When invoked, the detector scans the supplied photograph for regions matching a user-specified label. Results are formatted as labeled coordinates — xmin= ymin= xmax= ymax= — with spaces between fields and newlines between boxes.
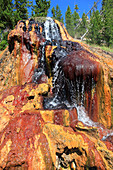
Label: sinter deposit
xmin=0 ymin=17 xmax=113 ymax=169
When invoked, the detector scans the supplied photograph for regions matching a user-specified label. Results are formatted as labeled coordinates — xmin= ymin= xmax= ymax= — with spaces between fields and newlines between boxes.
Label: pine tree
xmin=55 ymin=5 xmax=64 ymax=23
xmin=72 ymin=5 xmax=80 ymax=38
xmin=51 ymin=5 xmax=64 ymax=23
xmin=81 ymin=13 xmax=87 ymax=28
xmin=0 ymin=0 xmax=14 ymax=50
xmin=65 ymin=5 xmax=74 ymax=37
xmin=51 ymin=7 xmax=56 ymax=18
xmin=102 ymin=0 xmax=113 ymax=47
xmin=33 ymin=0 xmax=50 ymax=17
xmin=87 ymin=9 xmax=103 ymax=45
xmin=75 ymin=12 xmax=88 ymax=39
xmin=13 ymin=0 xmax=28 ymax=25
xmin=0 ymin=0 xmax=14 ymax=29
xmin=80 ymin=13 xmax=88 ymax=37
xmin=27 ymin=0 xmax=34 ymax=17
xmin=73 ymin=5 xmax=80 ymax=28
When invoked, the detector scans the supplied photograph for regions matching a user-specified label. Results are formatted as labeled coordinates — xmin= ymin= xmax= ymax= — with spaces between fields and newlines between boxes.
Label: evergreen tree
xmin=0 ymin=0 xmax=14 ymax=50
xmin=102 ymin=0 xmax=113 ymax=47
xmin=87 ymin=9 xmax=103 ymax=45
xmin=27 ymin=0 xmax=34 ymax=17
xmin=80 ymin=13 xmax=88 ymax=37
xmin=72 ymin=5 xmax=80 ymax=28
xmin=81 ymin=13 xmax=87 ymax=28
xmin=72 ymin=5 xmax=80 ymax=38
xmin=13 ymin=0 xmax=28 ymax=25
xmin=51 ymin=7 xmax=56 ymax=18
xmin=75 ymin=13 xmax=88 ymax=39
xmin=0 ymin=0 xmax=14 ymax=29
xmin=51 ymin=5 xmax=64 ymax=23
xmin=65 ymin=5 xmax=74 ymax=37
xmin=55 ymin=5 xmax=64 ymax=23
xmin=33 ymin=0 xmax=50 ymax=17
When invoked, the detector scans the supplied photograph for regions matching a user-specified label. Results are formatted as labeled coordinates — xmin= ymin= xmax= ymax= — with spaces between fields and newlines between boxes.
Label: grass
xmin=83 ymin=42 xmax=113 ymax=53
xmin=100 ymin=46 xmax=113 ymax=53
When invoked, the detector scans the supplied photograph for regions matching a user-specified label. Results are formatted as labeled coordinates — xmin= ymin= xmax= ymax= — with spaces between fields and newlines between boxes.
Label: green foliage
xmin=81 ymin=13 xmax=88 ymax=28
xmin=33 ymin=0 xmax=50 ymax=17
xmin=0 ymin=0 xmax=30 ymax=51
xmin=72 ymin=5 xmax=81 ymax=39
xmin=65 ymin=5 xmax=75 ymax=37
xmin=51 ymin=5 xmax=64 ymax=23
xmin=0 ymin=0 xmax=14 ymax=50
xmin=0 ymin=40 xmax=8 ymax=50
xmin=75 ymin=12 xmax=88 ymax=39
xmin=102 ymin=0 xmax=113 ymax=47
xmin=86 ymin=0 xmax=113 ymax=47
xmin=74 ymin=5 xmax=79 ymax=11
xmin=0 ymin=0 xmax=14 ymax=29
xmin=13 ymin=0 xmax=28 ymax=25
xmin=0 ymin=32 xmax=8 ymax=50
xmin=27 ymin=1 xmax=34 ymax=17
xmin=51 ymin=7 xmax=56 ymax=18
xmin=87 ymin=9 xmax=103 ymax=45
xmin=72 ymin=5 xmax=80 ymax=27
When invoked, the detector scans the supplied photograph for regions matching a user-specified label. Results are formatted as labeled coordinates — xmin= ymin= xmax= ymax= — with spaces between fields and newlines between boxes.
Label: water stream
xmin=23 ymin=18 xmax=101 ymax=128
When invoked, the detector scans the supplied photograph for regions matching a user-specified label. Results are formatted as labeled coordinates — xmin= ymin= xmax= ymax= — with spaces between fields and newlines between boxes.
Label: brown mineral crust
xmin=60 ymin=50 xmax=101 ymax=82
xmin=54 ymin=110 xmax=64 ymax=125
xmin=7 ymin=20 xmax=46 ymax=86
xmin=55 ymin=19 xmax=74 ymax=41
xmin=80 ymin=42 xmax=113 ymax=128
xmin=69 ymin=108 xmax=78 ymax=124
xmin=0 ymin=47 xmax=15 ymax=91
xmin=0 ymin=109 xmax=113 ymax=169
xmin=105 ymin=135 xmax=113 ymax=146
xmin=0 ymin=110 xmax=45 ymax=169
xmin=0 ymin=18 xmax=113 ymax=169
xmin=8 ymin=21 xmax=25 ymax=41
xmin=59 ymin=49 xmax=102 ymax=123
xmin=79 ymin=133 xmax=106 ymax=169
xmin=103 ymin=141 xmax=113 ymax=152
xmin=0 ymin=83 xmax=50 ymax=106
xmin=0 ymin=83 xmax=51 ymax=131
xmin=37 ymin=133 xmax=53 ymax=170
xmin=0 ymin=19 xmax=112 ymax=128
xmin=53 ymin=109 xmax=76 ymax=126
xmin=43 ymin=123 xmax=113 ymax=169
xmin=58 ymin=44 xmax=112 ymax=128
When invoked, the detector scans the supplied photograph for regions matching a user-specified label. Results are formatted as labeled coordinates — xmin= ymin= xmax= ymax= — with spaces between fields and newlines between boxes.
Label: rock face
xmin=0 ymin=17 xmax=113 ymax=169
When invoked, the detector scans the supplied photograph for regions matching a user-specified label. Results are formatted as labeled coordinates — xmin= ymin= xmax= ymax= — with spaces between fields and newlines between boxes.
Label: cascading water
xmin=32 ymin=17 xmax=63 ymax=83
xmin=44 ymin=18 xmax=61 ymax=43
xmin=24 ymin=17 xmax=101 ymax=127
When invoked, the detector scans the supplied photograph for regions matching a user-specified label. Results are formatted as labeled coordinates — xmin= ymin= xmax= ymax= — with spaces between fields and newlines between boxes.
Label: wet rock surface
xmin=0 ymin=17 xmax=113 ymax=169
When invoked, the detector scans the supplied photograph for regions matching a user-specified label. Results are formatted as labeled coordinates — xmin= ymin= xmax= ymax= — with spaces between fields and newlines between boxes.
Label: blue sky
xmin=29 ymin=0 xmax=102 ymax=21
xmin=47 ymin=0 xmax=102 ymax=19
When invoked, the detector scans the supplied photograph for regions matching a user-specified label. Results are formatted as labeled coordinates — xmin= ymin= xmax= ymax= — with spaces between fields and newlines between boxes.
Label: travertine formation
xmin=0 ymin=17 xmax=113 ymax=169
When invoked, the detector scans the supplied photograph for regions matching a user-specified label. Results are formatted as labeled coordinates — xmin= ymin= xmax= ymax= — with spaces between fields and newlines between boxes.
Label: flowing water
xmin=28 ymin=18 xmax=100 ymax=127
